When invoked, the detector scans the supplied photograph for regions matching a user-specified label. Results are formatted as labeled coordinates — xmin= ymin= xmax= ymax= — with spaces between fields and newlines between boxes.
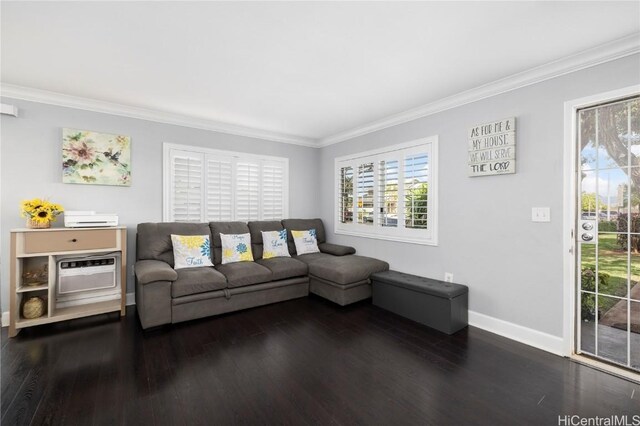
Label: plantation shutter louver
xmin=378 ymin=159 xmax=399 ymax=227
xmin=339 ymin=166 xmax=354 ymax=223
xmin=169 ymin=150 xmax=204 ymax=222
xmin=205 ymin=157 xmax=233 ymax=221
xmin=235 ymin=161 xmax=260 ymax=221
xmin=261 ymin=160 xmax=286 ymax=220
xmin=404 ymin=153 xmax=429 ymax=229
xmin=357 ymin=162 xmax=374 ymax=225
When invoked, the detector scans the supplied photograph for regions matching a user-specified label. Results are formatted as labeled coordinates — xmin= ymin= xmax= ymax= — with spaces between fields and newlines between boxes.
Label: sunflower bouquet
xmin=20 ymin=198 xmax=64 ymax=229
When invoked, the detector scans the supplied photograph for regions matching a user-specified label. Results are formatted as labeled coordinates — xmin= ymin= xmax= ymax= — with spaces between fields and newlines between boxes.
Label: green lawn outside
xmin=581 ymin=233 xmax=640 ymax=313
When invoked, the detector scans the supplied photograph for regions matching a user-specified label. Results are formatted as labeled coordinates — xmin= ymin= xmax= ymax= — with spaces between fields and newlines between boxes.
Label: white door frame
xmin=562 ymin=84 xmax=640 ymax=357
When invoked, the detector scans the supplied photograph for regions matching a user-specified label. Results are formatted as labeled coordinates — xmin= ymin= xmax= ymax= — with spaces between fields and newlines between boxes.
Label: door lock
xmin=581 ymin=233 xmax=594 ymax=242
xmin=579 ymin=220 xmax=596 ymax=243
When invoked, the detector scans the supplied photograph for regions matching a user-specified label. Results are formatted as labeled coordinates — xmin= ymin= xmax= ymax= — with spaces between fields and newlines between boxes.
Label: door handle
xmin=581 ymin=233 xmax=594 ymax=242
xmin=579 ymin=221 xmax=596 ymax=243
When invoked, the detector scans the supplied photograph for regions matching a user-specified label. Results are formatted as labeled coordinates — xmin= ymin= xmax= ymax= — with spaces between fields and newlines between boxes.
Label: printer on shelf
xmin=64 ymin=211 xmax=119 ymax=228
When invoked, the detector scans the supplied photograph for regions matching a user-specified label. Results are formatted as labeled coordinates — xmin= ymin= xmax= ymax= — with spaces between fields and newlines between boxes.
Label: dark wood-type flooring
xmin=2 ymin=295 xmax=639 ymax=425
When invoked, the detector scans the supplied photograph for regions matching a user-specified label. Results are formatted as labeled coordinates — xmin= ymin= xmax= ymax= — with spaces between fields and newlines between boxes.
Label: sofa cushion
xmin=137 ymin=222 xmax=212 ymax=266
xmin=209 ymin=222 xmax=251 ymax=265
xmin=294 ymin=252 xmax=333 ymax=265
xmin=172 ymin=267 xmax=227 ymax=298
xmin=301 ymin=254 xmax=389 ymax=286
xmin=248 ymin=220 xmax=284 ymax=260
xmin=256 ymin=257 xmax=308 ymax=281
xmin=248 ymin=221 xmax=284 ymax=244
xmin=281 ymin=218 xmax=326 ymax=255
xmin=215 ymin=262 xmax=273 ymax=288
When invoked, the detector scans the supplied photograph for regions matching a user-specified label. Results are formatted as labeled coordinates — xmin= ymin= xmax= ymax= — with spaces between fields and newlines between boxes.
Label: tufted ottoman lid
xmin=371 ymin=270 xmax=468 ymax=299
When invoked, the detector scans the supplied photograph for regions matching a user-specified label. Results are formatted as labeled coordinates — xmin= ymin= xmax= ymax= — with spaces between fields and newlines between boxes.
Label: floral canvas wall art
xmin=62 ymin=128 xmax=131 ymax=186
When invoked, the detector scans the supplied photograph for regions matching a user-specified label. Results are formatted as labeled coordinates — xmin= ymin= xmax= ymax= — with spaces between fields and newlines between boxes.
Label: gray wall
xmin=319 ymin=54 xmax=640 ymax=338
xmin=2 ymin=54 xmax=638 ymax=338
xmin=0 ymin=100 xmax=320 ymax=312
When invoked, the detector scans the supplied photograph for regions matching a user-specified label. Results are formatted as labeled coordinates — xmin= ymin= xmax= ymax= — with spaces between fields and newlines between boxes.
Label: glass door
xmin=577 ymin=96 xmax=639 ymax=372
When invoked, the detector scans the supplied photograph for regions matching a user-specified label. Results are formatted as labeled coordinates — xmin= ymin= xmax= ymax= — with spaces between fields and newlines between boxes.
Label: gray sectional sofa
xmin=135 ymin=218 xmax=389 ymax=329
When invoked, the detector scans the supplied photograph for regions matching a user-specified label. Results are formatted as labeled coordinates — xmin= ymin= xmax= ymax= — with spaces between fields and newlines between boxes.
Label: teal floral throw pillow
xmin=261 ymin=229 xmax=291 ymax=259
xmin=170 ymin=234 xmax=214 ymax=269
xmin=220 ymin=233 xmax=254 ymax=264
xmin=291 ymin=229 xmax=320 ymax=255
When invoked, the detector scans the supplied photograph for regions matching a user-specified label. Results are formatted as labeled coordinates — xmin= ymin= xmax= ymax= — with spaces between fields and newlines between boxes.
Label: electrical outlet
xmin=444 ymin=272 xmax=453 ymax=283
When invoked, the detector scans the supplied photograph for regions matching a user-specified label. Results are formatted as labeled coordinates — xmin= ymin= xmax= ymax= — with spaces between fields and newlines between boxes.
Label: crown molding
xmin=318 ymin=32 xmax=640 ymax=147
xmin=0 ymin=84 xmax=319 ymax=148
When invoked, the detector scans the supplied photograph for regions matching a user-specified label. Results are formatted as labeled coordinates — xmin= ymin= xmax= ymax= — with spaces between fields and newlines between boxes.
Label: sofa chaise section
xmin=282 ymin=219 xmax=389 ymax=305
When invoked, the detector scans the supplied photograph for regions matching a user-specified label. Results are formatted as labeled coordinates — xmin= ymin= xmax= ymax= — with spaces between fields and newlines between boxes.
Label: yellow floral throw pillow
xmin=170 ymin=234 xmax=214 ymax=269
xmin=261 ymin=229 xmax=291 ymax=259
xmin=220 ymin=233 xmax=254 ymax=264
xmin=291 ymin=229 xmax=320 ymax=255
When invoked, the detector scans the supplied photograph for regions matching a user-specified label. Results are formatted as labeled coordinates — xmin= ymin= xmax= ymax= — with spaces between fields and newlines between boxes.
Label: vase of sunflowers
xmin=21 ymin=198 xmax=64 ymax=229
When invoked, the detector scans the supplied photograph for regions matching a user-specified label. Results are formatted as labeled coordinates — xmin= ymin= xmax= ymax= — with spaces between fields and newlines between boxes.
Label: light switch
xmin=532 ymin=207 xmax=551 ymax=222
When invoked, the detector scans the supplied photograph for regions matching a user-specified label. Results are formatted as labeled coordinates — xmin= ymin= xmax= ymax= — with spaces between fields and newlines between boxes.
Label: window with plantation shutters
xmin=164 ymin=144 xmax=288 ymax=222
xmin=334 ymin=136 xmax=438 ymax=245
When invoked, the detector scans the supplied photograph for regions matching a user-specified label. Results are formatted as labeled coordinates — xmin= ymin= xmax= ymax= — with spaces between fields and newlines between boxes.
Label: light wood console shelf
xmin=9 ymin=226 xmax=127 ymax=337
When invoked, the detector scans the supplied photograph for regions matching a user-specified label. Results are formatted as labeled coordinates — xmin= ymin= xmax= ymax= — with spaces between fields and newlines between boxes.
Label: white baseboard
xmin=2 ymin=292 xmax=137 ymax=328
xmin=469 ymin=310 xmax=565 ymax=356
xmin=126 ymin=292 xmax=136 ymax=306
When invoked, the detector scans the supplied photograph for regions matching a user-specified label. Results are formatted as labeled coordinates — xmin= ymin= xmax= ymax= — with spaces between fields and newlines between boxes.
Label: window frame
xmin=334 ymin=136 xmax=438 ymax=246
xmin=163 ymin=143 xmax=289 ymax=222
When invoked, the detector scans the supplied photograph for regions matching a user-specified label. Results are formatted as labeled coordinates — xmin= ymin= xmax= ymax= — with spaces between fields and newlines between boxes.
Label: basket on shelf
xmin=26 ymin=218 xmax=51 ymax=229
xmin=22 ymin=264 xmax=48 ymax=286
xmin=20 ymin=198 xmax=64 ymax=229
xmin=22 ymin=296 xmax=46 ymax=319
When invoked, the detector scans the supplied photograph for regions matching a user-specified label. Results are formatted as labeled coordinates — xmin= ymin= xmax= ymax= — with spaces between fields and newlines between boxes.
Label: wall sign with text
xmin=468 ymin=117 xmax=516 ymax=177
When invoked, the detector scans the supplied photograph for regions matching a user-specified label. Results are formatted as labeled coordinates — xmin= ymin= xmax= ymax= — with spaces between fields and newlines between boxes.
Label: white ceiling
xmin=2 ymin=2 xmax=639 ymax=145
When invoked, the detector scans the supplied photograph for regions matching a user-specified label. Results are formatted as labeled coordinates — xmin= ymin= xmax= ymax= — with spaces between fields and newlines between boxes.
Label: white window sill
xmin=334 ymin=229 xmax=438 ymax=246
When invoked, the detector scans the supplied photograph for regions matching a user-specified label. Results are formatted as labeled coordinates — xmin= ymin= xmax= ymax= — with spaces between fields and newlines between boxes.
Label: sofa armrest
xmin=135 ymin=259 xmax=178 ymax=284
xmin=318 ymin=242 xmax=356 ymax=256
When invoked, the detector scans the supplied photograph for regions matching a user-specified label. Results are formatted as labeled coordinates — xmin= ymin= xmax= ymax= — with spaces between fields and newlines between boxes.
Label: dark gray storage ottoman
xmin=371 ymin=270 xmax=468 ymax=335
